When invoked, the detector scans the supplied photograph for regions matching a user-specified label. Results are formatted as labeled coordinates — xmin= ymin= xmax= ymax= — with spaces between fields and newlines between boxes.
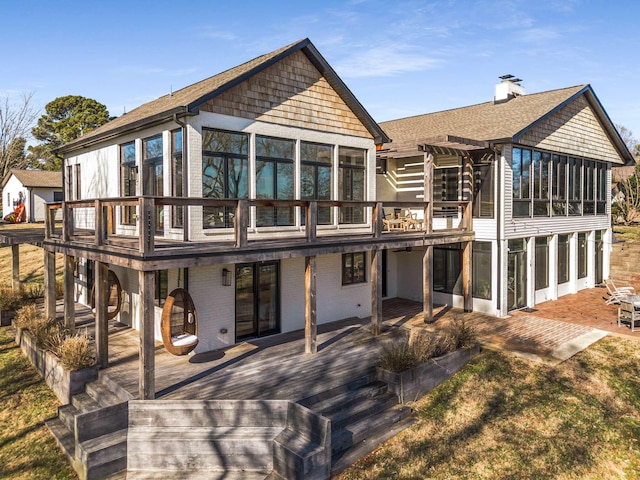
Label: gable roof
xmin=1 ymin=169 xmax=62 ymax=189
xmin=59 ymin=38 xmax=389 ymax=154
xmin=380 ymin=85 xmax=634 ymax=164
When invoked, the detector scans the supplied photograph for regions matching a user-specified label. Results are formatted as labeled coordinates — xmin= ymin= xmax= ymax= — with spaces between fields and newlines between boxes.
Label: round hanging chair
xmin=161 ymin=288 xmax=199 ymax=356
xmin=90 ymin=270 xmax=123 ymax=320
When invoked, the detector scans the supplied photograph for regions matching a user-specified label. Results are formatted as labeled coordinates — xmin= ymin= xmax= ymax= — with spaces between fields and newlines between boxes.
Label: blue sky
xmin=2 ymin=0 xmax=640 ymax=143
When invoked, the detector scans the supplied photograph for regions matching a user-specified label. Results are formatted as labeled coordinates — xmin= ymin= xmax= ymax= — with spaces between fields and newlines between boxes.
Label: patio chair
xmin=403 ymin=209 xmax=424 ymax=230
xmin=382 ymin=209 xmax=405 ymax=232
xmin=604 ymin=279 xmax=634 ymax=305
xmin=617 ymin=294 xmax=640 ymax=332
xmin=161 ymin=288 xmax=199 ymax=356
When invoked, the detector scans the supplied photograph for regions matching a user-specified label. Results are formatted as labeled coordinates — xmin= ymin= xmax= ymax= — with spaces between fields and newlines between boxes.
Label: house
xmin=45 ymin=38 xmax=474 ymax=401
xmin=377 ymin=78 xmax=634 ymax=317
xmin=1 ymin=169 xmax=62 ymax=222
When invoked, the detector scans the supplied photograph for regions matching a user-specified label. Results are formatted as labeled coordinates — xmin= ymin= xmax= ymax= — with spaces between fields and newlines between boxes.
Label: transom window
xmin=513 ymin=147 xmax=607 ymax=218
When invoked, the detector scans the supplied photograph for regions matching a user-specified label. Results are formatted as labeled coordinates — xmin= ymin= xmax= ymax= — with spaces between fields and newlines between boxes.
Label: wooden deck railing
xmin=45 ymin=196 xmax=472 ymax=254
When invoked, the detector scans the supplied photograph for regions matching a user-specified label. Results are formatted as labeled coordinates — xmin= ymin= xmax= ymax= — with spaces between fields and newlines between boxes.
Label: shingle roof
xmin=59 ymin=38 xmax=389 ymax=153
xmin=2 ymin=169 xmax=62 ymax=189
xmin=380 ymin=85 xmax=587 ymax=145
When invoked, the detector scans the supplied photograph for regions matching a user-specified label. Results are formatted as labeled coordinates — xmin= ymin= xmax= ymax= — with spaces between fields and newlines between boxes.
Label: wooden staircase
xmin=298 ymin=366 xmax=414 ymax=476
xmin=46 ymin=373 xmax=132 ymax=480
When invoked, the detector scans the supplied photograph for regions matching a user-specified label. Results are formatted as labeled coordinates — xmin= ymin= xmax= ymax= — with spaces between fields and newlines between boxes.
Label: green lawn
xmin=338 ymin=336 xmax=640 ymax=480
xmin=0 ymin=327 xmax=77 ymax=479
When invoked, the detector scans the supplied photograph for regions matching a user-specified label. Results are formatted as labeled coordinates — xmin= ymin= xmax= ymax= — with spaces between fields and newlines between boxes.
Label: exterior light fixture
xmin=222 ymin=268 xmax=232 ymax=286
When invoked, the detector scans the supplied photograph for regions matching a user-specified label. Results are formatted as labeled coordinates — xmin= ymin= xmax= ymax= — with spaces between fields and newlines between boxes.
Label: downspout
xmin=173 ymin=113 xmax=189 ymax=243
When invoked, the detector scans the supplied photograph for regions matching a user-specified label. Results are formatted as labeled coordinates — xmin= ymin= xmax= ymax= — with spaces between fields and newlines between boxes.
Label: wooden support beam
xmin=371 ymin=249 xmax=382 ymax=335
xmin=373 ymin=202 xmax=382 ymax=238
xmin=305 ymin=202 xmax=317 ymax=243
xmin=95 ymin=261 xmax=109 ymax=368
xmin=62 ymin=202 xmax=72 ymax=242
xmin=43 ymin=250 xmax=56 ymax=321
xmin=139 ymin=197 xmax=155 ymax=254
xmin=95 ymin=199 xmax=104 ymax=246
xmin=11 ymin=244 xmax=20 ymax=291
xmin=462 ymin=241 xmax=473 ymax=312
xmin=304 ymin=256 xmax=317 ymax=354
xmin=462 ymin=156 xmax=474 ymax=231
xmin=64 ymin=255 xmax=76 ymax=334
xmin=139 ymin=270 xmax=156 ymax=400
xmin=423 ymin=246 xmax=433 ymax=323
xmin=235 ymin=199 xmax=248 ymax=248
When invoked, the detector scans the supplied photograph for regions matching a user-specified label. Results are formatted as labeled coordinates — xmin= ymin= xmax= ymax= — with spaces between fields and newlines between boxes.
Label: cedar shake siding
xmin=200 ymin=51 xmax=372 ymax=139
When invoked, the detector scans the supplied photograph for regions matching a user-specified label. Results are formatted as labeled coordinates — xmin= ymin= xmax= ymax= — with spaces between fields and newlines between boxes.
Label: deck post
xmin=371 ymin=248 xmax=382 ymax=335
xmin=373 ymin=202 xmax=383 ymax=238
xmin=235 ymin=199 xmax=248 ymax=248
xmin=462 ymin=155 xmax=474 ymax=231
xmin=304 ymin=256 xmax=317 ymax=354
xmin=95 ymin=261 xmax=109 ymax=368
xmin=43 ymin=249 xmax=56 ymax=321
xmin=423 ymin=152 xmax=434 ymax=234
xmin=62 ymin=202 xmax=72 ymax=242
xmin=11 ymin=244 xmax=20 ymax=291
xmin=462 ymin=241 xmax=473 ymax=312
xmin=139 ymin=270 xmax=156 ymax=400
xmin=95 ymin=199 xmax=104 ymax=246
xmin=305 ymin=202 xmax=317 ymax=243
xmin=139 ymin=197 xmax=155 ymax=254
xmin=423 ymin=246 xmax=433 ymax=323
xmin=64 ymin=255 xmax=76 ymax=334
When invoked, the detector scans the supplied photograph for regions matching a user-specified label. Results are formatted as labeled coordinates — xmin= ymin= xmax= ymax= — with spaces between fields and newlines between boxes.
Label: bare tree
xmin=613 ymin=164 xmax=640 ymax=225
xmin=616 ymin=123 xmax=639 ymax=157
xmin=0 ymin=93 xmax=39 ymax=181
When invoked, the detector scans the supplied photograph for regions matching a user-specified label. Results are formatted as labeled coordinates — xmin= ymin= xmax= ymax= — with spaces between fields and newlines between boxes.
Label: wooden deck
xmin=67 ymin=299 xmax=424 ymax=402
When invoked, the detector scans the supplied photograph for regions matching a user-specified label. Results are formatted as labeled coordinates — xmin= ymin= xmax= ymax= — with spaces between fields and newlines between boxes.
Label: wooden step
xmin=77 ymin=429 xmax=127 ymax=480
xmin=331 ymin=403 xmax=413 ymax=456
xmin=326 ymin=391 xmax=399 ymax=430
xmin=72 ymin=392 xmax=101 ymax=413
xmin=58 ymin=403 xmax=80 ymax=431
xmin=46 ymin=416 xmax=76 ymax=461
xmin=297 ymin=371 xmax=378 ymax=408
xmin=86 ymin=380 xmax=125 ymax=407
xmin=304 ymin=381 xmax=388 ymax=414
xmin=124 ymin=470 xmax=272 ymax=479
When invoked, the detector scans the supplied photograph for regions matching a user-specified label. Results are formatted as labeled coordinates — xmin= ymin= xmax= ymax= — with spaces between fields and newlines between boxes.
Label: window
xmin=202 ymin=128 xmax=248 ymax=228
xmin=434 ymin=167 xmax=459 ymax=217
xmin=74 ymin=164 xmax=81 ymax=200
xmin=434 ymin=243 xmax=462 ymax=294
xmin=472 ymin=241 xmax=492 ymax=299
xmin=66 ymin=165 xmax=73 ymax=199
xmin=577 ymin=232 xmax=587 ymax=279
xmin=557 ymin=234 xmax=570 ymax=284
xmin=338 ymin=147 xmax=366 ymax=224
xmin=568 ymin=157 xmax=582 ymax=215
xmin=53 ymin=191 xmax=63 ymax=202
xmin=473 ymin=163 xmax=494 ymax=218
xmin=596 ymin=162 xmax=606 ymax=214
xmin=533 ymin=151 xmax=550 ymax=216
xmin=255 ymin=135 xmax=295 ymax=226
xmin=535 ymin=237 xmax=549 ymax=290
xmin=143 ymin=135 xmax=164 ymax=232
xmin=171 ymin=129 xmax=183 ymax=228
xmin=552 ymin=154 xmax=567 ymax=215
xmin=512 ymin=147 xmax=531 ymax=217
xmin=120 ymin=141 xmax=137 ymax=225
xmin=342 ymin=252 xmax=366 ymax=285
xmin=155 ymin=270 xmax=168 ymax=307
xmin=301 ymin=141 xmax=332 ymax=225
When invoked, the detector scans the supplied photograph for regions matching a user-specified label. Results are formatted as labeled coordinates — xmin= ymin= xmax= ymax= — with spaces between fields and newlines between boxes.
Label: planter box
xmin=377 ymin=344 xmax=481 ymax=404
xmin=15 ymin=327 xmax=98 ymax=404
xmin=1 ymin=310 xmax=15 ymax=327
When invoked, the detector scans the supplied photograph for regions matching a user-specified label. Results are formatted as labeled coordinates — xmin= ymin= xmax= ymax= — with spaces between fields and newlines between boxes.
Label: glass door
xmin=508 ymin=239 xmax=527 ymax=311
xmin=595 ymin=231 xmax=604 ymax=285
xmin=235 ymin=262 xmax=280 ymax=341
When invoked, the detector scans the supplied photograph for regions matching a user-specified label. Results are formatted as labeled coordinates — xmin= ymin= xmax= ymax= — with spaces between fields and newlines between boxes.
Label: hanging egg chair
xmin=161 ymin=288 xmax=199 ymax=356
xmin=90 ymin=270 xmax=123 ymax=320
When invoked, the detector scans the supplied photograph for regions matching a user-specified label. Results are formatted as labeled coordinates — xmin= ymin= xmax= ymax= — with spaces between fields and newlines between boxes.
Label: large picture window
xmin=472 ymin=241 xmax=492 ymax=299
xmin=301 ymin=142 xmax=332 ymax=225
xmin=255 ymin=135 xmax=295 ymax=227
xmin=120 ymin=141 xmax=137 ymax=225
xmin=202 ymin=128 xmax=248 ymax=228
xmin=171 ymin=129 xmax=183 ymax=228
xmin=342 ymin=252 xmax=366 ymax=285
xmin=143 ymin=135 xmax=164 ymax=232
xmin=339 ymin=147 xmax=366 ymax=224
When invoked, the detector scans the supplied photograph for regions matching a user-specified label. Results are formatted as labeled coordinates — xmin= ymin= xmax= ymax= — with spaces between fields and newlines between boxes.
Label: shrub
xmin=15 ymin=304 xmax=65 ymax=351
xmin=379 ymin=341 xmax=421 ymax=372
xmin=58 ymin=333 xmax=95 ymax=370
xmin=14 ymin=304 xmax=40 ymax=330
xmin=445 ymin=316 xmax=478 ymax=349
xmin=0 ymin=285 xmax=23 ymax=311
